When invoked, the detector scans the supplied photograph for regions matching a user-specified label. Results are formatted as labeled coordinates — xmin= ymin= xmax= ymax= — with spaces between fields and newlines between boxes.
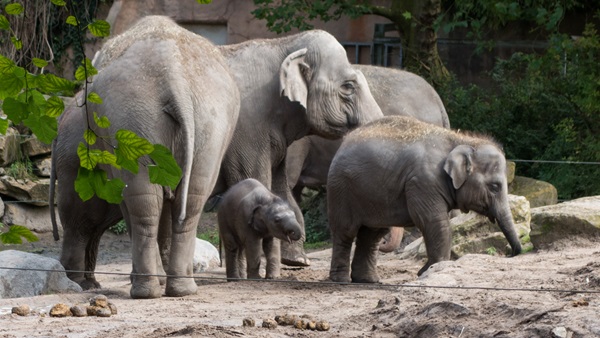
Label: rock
xmin=398 ymin=236 xmax=427 ymax=260
xmin=90 ymin=294 xmax=109 ymax=308
xmin=193 ymin=238 xmax=220 ymax=272
xmin=21 ymin=135 xmax=52 ymax=158
xmin=108 ymin=302 xmax=118 ymax=315
xmin=0 ymin=250 xmax=82 ymax=298
xmin=509 ymin=176 xmax=558 ymax=208
xmin=0 ymin=127 xmax=21 ymax=167
xmin=551 ymin=326 xmax=568 ymax=338
xmin=530 ymin=196 xmax=600 ymax=249
xmin=2 ymin=203 xmax=60 ymax=233
xmin=242 ymin=318 xmax=255 ymax=327
xmin=70 ymin=305 xmax=88 ymax=317
xmin=0 ymin=176 xmax=51 ymax=206
xmin=315 ymin=320 xmax=330 ymax=331
xmin=262 ymin=318 xmax=278 ymax=329
xmin=96 ymin=307 xmax=112 ymax=317
xmin=33 ymin=157 xmax=52 ymax=177
xmin=87 ymin=305 xmax=103 ymax=316
xmin=50 ymin=303 xmax=72 ymax=317
xmin=506 ymin=161 xmax=516 ymax=185
xmin=451 ymin=195 xmax=531 ymax=256
xmin=11 ymin=304 xmax=30 ymax=316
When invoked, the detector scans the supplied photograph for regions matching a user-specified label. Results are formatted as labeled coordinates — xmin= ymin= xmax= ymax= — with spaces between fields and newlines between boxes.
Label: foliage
xmin=197 ymin=227 xmax=220 ymax=248
xmin=0 ymin=1 xmax=182 ymax=206
xmin=6 ymin=158 xmax=35 ymax=180
xmin=0 ymin=223 xmax=38 ymax=244
xmin=299 ymin=188 xmax=330 ymax=243
xmin=109 ymin=219 xmax=127 ymax=235
xmin=438 ymin=22 xmax=600 ymax=200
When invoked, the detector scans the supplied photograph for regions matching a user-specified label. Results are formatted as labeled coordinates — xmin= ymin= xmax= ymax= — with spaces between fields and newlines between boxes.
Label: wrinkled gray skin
xmin=50 ymin=16 xmax=240 ymax=299
xmin=218 ymin=179 xmax=302 ymax=281
xmin=286 ymin=65 xmax=449 ymax=252
xmin=207 ymin=31 xmax=383 ymax=267
xmin=50 ymin=26 xmax=382 ymax=291
xmin=327 ymin=116 xmax=522 ymax=283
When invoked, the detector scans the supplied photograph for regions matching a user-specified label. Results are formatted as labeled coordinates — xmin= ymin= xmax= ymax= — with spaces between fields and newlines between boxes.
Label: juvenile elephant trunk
xmin=494 ymin=204 xmax=522 ymax=256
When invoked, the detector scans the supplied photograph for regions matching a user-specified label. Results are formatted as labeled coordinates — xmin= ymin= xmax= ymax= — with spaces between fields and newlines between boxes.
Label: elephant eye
xmin=341 ymin=81 xmax=355 ymax=95
xmin=489 ymin=183 xmax=501 ymax=193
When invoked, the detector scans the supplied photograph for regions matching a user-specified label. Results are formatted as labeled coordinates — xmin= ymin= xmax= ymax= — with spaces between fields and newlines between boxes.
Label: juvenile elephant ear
xmin=444 ymin=145 xmax=475 ymax=189
xmin=280 ymin=48 xmax=309 ymax=109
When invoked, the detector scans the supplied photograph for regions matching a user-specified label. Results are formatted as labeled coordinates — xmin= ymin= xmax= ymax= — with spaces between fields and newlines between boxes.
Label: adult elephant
xmin=286 ymin=65 xmax=449 ymax=252
xmin=50 ymin=16 xmax=240 ymax=299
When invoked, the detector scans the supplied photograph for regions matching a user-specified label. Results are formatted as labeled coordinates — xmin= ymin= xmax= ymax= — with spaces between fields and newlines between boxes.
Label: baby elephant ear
xmin=444 ymin=145 xmax=475 ymax=189
xmin=280 ymin=48 xmax=309 ymax=109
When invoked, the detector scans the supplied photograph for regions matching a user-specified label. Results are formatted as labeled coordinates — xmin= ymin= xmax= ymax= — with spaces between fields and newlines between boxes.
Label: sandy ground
xmin=0 ymin=228 xmax=599 ymax=338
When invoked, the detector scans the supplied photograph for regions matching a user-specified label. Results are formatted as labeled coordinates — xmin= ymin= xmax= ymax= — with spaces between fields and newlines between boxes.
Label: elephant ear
xmin=280 ymin=48 xmax=310 ymax=109
xmin=249 ymin=205 xmax=268 ymax=236
xmin=444 ymin=145 xmax=475 ymax=189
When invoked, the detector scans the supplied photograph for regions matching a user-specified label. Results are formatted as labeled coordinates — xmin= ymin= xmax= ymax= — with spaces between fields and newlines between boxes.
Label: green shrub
xmin=197 ymin=228 xmax=220 ymax=248
xmin=109 ymin=220 xmax=128 ymax=235
xmin=299 ymin=188 xmax=330 ymax=244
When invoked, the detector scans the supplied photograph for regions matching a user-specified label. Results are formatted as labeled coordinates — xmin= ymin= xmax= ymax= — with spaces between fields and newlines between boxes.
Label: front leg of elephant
xmin=245 ymin=236 xmax=263 ymax=279
xmin=351 ymin=226 xmax=388 ymax=283
xmin=271 ymin=162 xmax=310 ymax=267
xmin=262 ymin=236 xmax=281 ymax=279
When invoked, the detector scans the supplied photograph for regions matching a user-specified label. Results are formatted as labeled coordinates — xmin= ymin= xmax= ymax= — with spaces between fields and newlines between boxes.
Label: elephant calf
xmin=327 ymin=116 xmax=522 ymax=283
xmin=218 ymin=179 xmax=302 ymax=281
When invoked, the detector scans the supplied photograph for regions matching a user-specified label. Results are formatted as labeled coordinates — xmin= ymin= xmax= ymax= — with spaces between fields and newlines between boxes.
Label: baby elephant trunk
xmin=282 ymin=219 xmax=302 ymax=243
xmin=494 ymin=204 xmax=522 ymax=256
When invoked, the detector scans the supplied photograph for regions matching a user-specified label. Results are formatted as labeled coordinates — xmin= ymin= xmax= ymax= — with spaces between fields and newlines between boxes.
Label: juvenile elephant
xmin=286 ymin=65 xmax=450 ymax=252
xmin=327 ymin=116 xmax=522 ymax=283
xmin=50 ymin=16 xmax=240 ymax=298
xmin=218 ymin=179 xmax=302 ymax=281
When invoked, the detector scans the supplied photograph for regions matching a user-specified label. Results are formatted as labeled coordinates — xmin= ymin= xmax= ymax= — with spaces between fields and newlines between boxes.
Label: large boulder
xmin=33 ymin=157 xmax=52 ymax=177
xmin=20 ymin=135 xmax=52 ymax=158
xmin=509 ymin=176 xmax=558 ymax=208
xmin=0 ymin=176 xmax=50 ymax=206
xmin=193 ymin=238 xmax=221 ymax=273
xmin=530 ymin=196 xmax=600 ymax=249
xmin=0 ymin=250 xmax=82 ymax=298
xmin=2 ymin=204 xmax=59 ymax=233
xmin=451 ymin=195 xmax=531 ymax=256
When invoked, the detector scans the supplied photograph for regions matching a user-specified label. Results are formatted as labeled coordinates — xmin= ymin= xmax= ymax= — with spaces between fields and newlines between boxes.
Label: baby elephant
xmin=218 ymin=179 xmax=303 ymax=281
xmin=328 ymin=116 xmax=522 ymax=283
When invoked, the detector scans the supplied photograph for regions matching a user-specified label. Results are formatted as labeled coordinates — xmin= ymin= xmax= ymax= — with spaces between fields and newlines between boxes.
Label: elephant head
xmin=444 ymin=144 xmax=522 ymax=256
xmin=279 ymin=32 xmax=383 ymax=139
xmin=251 ymin=198 xmax=303 ymax=244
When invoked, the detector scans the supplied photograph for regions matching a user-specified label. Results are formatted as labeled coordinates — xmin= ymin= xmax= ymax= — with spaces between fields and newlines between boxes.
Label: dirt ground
xmin=1 ymin=223 xmax=599 ymax=338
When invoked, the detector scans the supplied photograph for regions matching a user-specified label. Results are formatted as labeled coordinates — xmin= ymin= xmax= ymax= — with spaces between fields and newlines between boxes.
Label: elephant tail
xmin=50 ymin=138 xmax=60 ymax=241
xmin=173 ymin=100 xmax=195 ymax=227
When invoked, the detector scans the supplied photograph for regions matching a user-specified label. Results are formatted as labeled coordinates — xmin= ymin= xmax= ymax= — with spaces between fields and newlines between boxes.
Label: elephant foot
xmin=130 ymin=279 xmax=163 ymax=299
xmin=281 ymin=241 xmax=310 ymax=267
xmin=351 ymin=274 xmax=380 ymax=284
xmin=80 ymin=278 xmax=101 ymax=290
xmin=165 ymin=277 xmax=198 ymax=297
xmin=329 ymin=272 xmax=351 ymax=283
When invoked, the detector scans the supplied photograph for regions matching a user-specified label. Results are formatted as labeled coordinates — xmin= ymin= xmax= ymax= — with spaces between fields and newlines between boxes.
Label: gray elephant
xmin=50 ymin=16 xmax=240 ymax=299
xmin=218 ymin=179 xmax=302 ymax=281
xmin=286 ymin=65 xmax=450 ymax=252
xmin=327 ymin=116 xmax=522 ymax=283
xmin=51 ymin=25 xmax=382 ymax=290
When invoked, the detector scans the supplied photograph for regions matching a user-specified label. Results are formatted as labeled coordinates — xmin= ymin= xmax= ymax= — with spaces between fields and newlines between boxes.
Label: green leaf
xmin=5 ymin=3 xmax=24 ymax=15
xmin=0 ymin=117 xmax=8 ymax=135
xmin=87 ymin=91 xmax=103 ymax=104
xmin=402 ymin=11 xmax=412 ymax=20
xmin=74 ymin=167 xmax=95 ymax=201
xmin=97 ymin=176 xmax=125 ymax=204
xmin=46 ymin=95 xmax=65 ymax=117
xmin=74 ymin=58 xmax=98 ymax=81
xmin=0 ymin=225 xmax=39 ymax=244
xmin=2 ymin=97 xmax=26 ymax=123
xmin=115 ymin=129 xmax=154 ymax=161
xmin=0 ymin=14 xmax=10 ymax=30
xmin=10 ymin=36 xmax=22 ymax=50
xmin=75 ymin=167 xmax=124 ymax=204
xmin=77 ymin=142 xmax=97 ymax=169
xmin=93 ymin=111 xmax=110 ymax=128
xmin=87 ymin=19 xmax=110 ymax=37
xmin=51 ymin=0 xmax=66 ymax=6
xmin=23 ymin=113 xmax=57 ymax=144
xmin=38 ymin=73 xmax=76 ymax=95
xmin=116 ymin=147 xmax=139 ymax=174
xmin=32 ymin=58 xmax=48 ymax=68
xmin=66 ymin=15 xmax=78 ymax=26
xmin=0 ymin=69 xmax=24 ymax=99
xmin=84 ymin=129 xmax=97 ymax=145
xmin=196 ymin=0 xmax=212 ymax=4
xmin=0 ymin=54 xmax=15 ymax=73
xmin=148 ymin=144 xmax=182 ymax=189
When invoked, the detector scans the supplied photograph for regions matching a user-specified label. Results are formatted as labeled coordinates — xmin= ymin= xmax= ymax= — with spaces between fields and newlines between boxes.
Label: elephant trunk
xmin=494 ymin=203 xmax=522 ymax=256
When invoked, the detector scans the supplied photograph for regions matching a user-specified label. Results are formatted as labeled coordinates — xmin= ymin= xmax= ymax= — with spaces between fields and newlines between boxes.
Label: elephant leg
xmin=418 ymin=221 xmax=452 ymax=276
xmin=164 ymin=193 xmax=204 ymax=297
xmin=263 ymin=237 xmax=281 ymax=279
xmin=351 ymin=226 xmax=387 ymax=283
xmin=156 ymin=201 xmax=172 ymax=286
xmin=378 ymin=227 xmax=404 ymax=253
xmin=59 ymin=226 xmax=91 ymax=288
xmin=329 ymin=229 xmax=356 ymax=283
xmin=224 ymin=242 xmax=242 ymax=281
xmin=280 ymin=190 xmax=310 ymax=267
xmin=245 ymin=239 xmax=263 ymax=279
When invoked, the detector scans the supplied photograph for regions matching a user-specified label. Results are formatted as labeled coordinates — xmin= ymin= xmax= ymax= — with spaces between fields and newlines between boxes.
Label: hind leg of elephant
xmin=351 ymin=226 xmax=388 ymax=283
